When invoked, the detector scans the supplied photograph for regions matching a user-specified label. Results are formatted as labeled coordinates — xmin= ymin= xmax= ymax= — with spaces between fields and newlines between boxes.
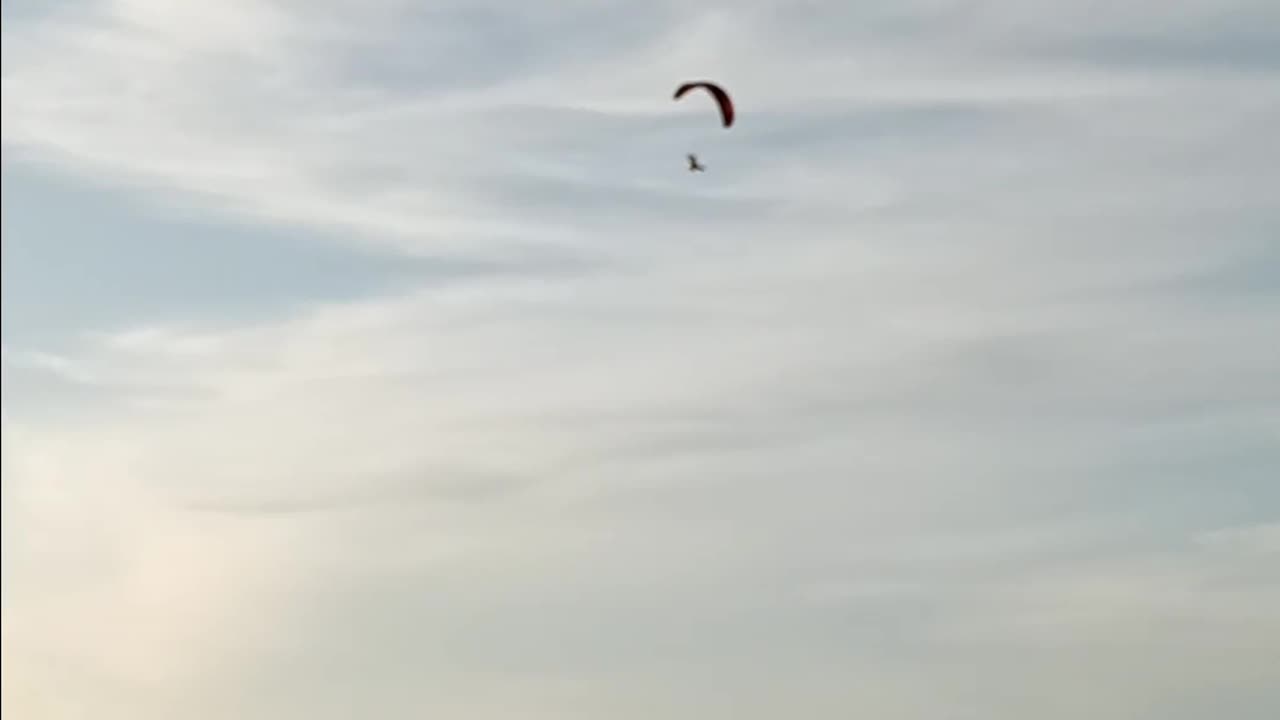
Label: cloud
xmin=3 ymin=0 xmax=1279 ymax=718
xmin=1197 ymin=523 xmax=1280 ymax=555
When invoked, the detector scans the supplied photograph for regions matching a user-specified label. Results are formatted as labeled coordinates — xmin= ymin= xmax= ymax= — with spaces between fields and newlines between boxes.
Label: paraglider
xmin=673 ymin=80 xmax=733 ymax=172
xmin=673 ymin=81 xmax=735 ymax=127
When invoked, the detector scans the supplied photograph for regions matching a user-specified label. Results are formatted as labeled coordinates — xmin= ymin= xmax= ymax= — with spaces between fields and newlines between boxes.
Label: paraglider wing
xmin=673 ymin=81 xmax=734 ymax=128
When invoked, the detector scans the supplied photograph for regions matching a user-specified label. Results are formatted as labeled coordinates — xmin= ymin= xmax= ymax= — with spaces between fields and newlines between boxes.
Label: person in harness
xmin=687 ymin=153 xmax=706 ymax=172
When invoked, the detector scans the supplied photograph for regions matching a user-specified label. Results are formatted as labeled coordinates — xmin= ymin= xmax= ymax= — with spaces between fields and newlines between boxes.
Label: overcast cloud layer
xmin=3 ymin=1 xmax=1279 ymax=718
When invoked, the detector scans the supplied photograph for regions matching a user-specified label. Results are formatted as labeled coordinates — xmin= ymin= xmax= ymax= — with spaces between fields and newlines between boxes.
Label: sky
xmin=2 ymin=0 xmax=1279 ymax=717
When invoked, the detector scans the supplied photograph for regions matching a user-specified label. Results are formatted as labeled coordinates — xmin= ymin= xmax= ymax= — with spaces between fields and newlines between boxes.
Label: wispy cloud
xmin=3 ymin=0 xmax=1279 ymax=718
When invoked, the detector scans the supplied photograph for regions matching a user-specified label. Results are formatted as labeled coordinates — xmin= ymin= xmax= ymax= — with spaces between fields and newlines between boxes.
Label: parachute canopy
xmin=673 ymin=81 xmax=734 ymax=128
